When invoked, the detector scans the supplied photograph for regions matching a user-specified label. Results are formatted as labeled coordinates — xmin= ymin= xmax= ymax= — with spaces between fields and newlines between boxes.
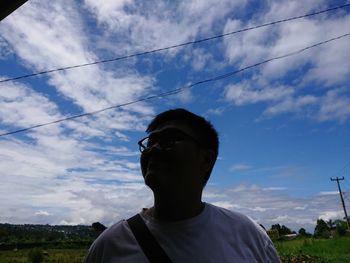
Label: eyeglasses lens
xmin=139 ymin=130 xmax=198 ymax=153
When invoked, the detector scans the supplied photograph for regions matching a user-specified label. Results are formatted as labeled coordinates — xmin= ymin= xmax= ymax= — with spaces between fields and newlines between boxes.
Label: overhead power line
xmin=343 ymin=178 xmax=350 ymax=189
xmin=1 ymin=32 xmax=349 ymax=137
xmin=1 ymin=3 xmax=349 ymax=84
xmin=334 ymin=160 xmax=350 ymax=178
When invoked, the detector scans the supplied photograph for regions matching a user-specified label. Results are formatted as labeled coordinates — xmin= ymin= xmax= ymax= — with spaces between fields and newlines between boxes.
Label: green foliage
xmin=314 ymin=219 xmax=330 ymax=238
xmin=274 ymin=236 xmax=350 ymax=262
xmin=92 ymin=222 xmax=107 ymax=237
xmin=0 ymin=223 xmax=95 ymax=245
xmin=270 ymin=224 xmax=292 ymax=236
xmin=335 ymin=220 xmax=347 ymax=236
xmin=327 ymin=219 xmax=336 ymax=229
xmin=298 ymin=228 xmax=306 ymax=235
xmin=280 ymin=225 xmax=292 ymax=235
xmin=271 ymin=224 xmax=281 ymax=233
xmin=28 ymin=248 xmax=43 ymax=263
xmin=0 ymin=248 xmax=87 ymax=263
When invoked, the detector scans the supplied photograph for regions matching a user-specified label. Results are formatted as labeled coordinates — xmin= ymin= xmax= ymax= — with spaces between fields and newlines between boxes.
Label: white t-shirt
xmin=85 ymin=203 xmax=280 ymax=263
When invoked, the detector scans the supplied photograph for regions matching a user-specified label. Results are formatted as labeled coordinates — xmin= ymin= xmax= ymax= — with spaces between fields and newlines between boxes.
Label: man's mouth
xmin=141 ymin=150 xmax=171 ymax=176
xmin=147 ymin=159 xmax=165 ymax=169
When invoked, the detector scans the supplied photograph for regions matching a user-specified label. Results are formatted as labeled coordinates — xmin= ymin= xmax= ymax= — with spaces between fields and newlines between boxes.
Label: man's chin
xmin=144 ymin=170 xmax=170 ymax=189
xmin=144 ymin=169 xmax=160 ymax=184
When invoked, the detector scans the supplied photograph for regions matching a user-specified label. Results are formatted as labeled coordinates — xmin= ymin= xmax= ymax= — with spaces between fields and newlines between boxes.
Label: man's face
xmin=140 ymin=120 xmax=205 ymax=193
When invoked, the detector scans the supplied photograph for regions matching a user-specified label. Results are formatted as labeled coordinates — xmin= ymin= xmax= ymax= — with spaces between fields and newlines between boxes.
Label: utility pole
xmin=330 ymin=177 xmax=350 ymax=231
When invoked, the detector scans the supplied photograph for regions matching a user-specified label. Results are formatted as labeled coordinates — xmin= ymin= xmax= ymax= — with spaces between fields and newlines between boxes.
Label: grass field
xmin=0 ymin=248 xmax=87 ymax=263
xmin=0 ymin=237 xmax=349 ymax=262
xmin=274 ymin=237 xmax=350 ymax=262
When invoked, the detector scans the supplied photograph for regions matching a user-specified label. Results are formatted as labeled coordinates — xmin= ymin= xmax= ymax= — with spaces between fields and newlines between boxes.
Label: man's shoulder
xmin=207 ymin=203 xmax=266 ymax=233
xmin=95 ymin=219 xmax=130 ymax=243
xmin=207 ymin=203 xmax=253 ymax=222
xmin=85 ymin=217 xmax=148 ymax=262
xmin=207 ymin=203 xmax=279 ymax=259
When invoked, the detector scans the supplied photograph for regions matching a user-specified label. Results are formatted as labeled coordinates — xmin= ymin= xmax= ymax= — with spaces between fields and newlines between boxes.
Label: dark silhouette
xmin=314 ymin=219 xmax=331 ymax=238
xmin=91 ymin=222 xmax=106 ymax=237
xmin=85 ymin=108 xmax=280 ymax=262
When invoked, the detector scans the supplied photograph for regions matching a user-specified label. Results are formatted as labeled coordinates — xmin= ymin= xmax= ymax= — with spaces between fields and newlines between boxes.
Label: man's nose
xmin=150 ymin=142 xmax=164 ymax=151
xmin=144 ymin=142 xmax=162 ymax=154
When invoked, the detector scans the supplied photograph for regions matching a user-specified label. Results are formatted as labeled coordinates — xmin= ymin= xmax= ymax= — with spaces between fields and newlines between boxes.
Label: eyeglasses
xmin=138 ymin=129 xmax=202 ymax=153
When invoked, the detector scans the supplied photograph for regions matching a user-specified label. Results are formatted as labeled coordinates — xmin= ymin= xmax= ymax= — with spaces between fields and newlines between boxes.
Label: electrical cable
xmin=1 ymin=32 xmax=349 ymax=137
xmin=343 ymin=177 xmax=350 ymax=189
xmin=333 ymin=160 xmax=350 ymax=178
xmin=0 ymin=3 xmax=349 ymax=84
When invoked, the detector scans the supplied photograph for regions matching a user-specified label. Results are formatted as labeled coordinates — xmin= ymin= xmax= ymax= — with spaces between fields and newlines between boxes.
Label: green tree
xmin=271 ymin=224 xmax=293 ymax=236
xmin=271 ymin=224 xmax=281 ymax=233
xmin=298 ymin=228 xmax=306 ymax=236
xmin=327 ymin=219 xmax=336 ymax=230
xmin=280 ymin=225 xmax=292 ymax=235
xmin=335 ymin=220 xmax=347 ymax=236
xmin=314 ymin=219 xmax=330 ymax=238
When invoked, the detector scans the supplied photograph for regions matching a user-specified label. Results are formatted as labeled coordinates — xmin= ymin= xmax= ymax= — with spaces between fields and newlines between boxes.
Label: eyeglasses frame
xmin=137 ymin=129 xmax=203 ymax=153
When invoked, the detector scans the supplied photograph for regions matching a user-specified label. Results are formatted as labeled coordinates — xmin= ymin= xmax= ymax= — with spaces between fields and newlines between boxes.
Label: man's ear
xmin=200 ymin=149 xmax=216 ymax=173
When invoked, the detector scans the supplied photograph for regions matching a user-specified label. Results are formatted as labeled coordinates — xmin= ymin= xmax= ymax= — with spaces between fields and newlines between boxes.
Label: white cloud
xmin=0 ymin=0 xmax=156 ymax=136
xmin=251 ymin=207 xmax=271 ymax=212
xmin=83 ymin=0 xmax=248 ymax=64
xmin=317 ymin=88 xmax=350 ymax=123
xmin=114 ymin=131 xmax=130 ymax=142
xmin=224 ymin=19 xmax=272 ymax=66
xmin=206 ymin=107 xmax=226 ymax=116
xmin=0 ymin=37 xmax=13 ymax=59
xmin=294 ymin=205 xmax=307 ymax=210
xmin=203 ymin=185 xmax=342 ymax=232
xmin=222 ymin=1 xmax=350 ymax=122
xmin=175 ymin=88 xmax=194 ymax=104
xmin=0 ymin=80 xmax=61 ymax=130
xmin=35 ymin=210 xmax=52 ymax=216
xmin=263 ymin=187 xmax=287 ymax=191
xmin=190 ymin=48 xmax=213 ymax=71
xmin=211 ymin=201 xmax=241 ymax=210
xmin=317 ymin=191 xmax=339 ymax=196
xmin=263 ymin=94 xmax=318 ymax=116
xmin=0 ymin=79 xmax=146 ymax=225
xmin=0 ymin=169 xmax=152 ymax=225
xmin=230 ymin=163 xmax=252 ymax=172
xmin=0 ymin=0 xmax=349 ymax=233
xmin=225 ymin=82 xmax=294 ymax=106
xmin=318 ymin=211 xmax=343 ymax=221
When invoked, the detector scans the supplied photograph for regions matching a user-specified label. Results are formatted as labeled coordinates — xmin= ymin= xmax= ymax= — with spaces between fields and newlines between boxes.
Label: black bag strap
xmin=127 ymin=214 xmax=173 ymax=263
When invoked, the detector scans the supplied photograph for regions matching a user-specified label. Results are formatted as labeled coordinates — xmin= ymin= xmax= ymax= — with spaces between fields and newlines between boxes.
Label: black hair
xmin=146 ymin=108 xmax=219 ymax=186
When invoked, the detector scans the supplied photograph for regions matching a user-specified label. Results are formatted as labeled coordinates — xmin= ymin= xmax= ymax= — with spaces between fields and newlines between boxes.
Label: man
xmin=85 ymin=108 xmax=280 ymax=262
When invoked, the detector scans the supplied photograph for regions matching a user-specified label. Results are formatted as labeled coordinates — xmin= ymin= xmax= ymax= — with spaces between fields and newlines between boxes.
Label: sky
xmin=0 ymin=0 xmax=350 ymax=233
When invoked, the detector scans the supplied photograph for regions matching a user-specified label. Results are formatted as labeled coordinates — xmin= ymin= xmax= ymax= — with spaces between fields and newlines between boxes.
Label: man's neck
xmin=151 ymin=193 xmax=204 ymax=222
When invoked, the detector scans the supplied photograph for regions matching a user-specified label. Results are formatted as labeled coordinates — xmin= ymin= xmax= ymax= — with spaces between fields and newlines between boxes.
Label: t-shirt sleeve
xmin=84 ymin=234 xmax=106 ymax=263
xmin=264 ymin=238 xmax=281 ymax=263
xmin=83 ymin=219 xmax=148 ymax=263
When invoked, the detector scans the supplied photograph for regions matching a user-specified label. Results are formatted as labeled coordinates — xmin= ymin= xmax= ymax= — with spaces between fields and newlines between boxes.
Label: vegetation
xmin=0 ymin=223 xmax=96 ymax=245
xmin=274 ymin=236 xmax=350 ymax=262
xmin=28 ymin=248 xmax=43 ymax=263
xmin=271 ymin=224 xmax=295 ymax=236
xmin=314 ymin=219 xmax=331 ymax=238
xmin=0 ymin=238 xmax=349 ymax=262
xmin=0 ymin=249 xmax=87 ymax=263
xmin=0 ymin=221 xmax=349 ymax=262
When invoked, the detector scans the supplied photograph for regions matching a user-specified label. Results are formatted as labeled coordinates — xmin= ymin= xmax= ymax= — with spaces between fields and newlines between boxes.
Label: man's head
xmin=139 ymin=108 xmax=219 ymax=194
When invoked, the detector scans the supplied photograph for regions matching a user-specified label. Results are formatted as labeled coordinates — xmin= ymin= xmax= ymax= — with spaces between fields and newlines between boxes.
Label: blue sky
xmin=1 ymin=0 xmax=350 ymax=233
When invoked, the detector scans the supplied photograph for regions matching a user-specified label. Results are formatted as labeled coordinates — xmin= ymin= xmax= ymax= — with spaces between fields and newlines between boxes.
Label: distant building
xmin=282 ymin=233 xmax=298 ymax=240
